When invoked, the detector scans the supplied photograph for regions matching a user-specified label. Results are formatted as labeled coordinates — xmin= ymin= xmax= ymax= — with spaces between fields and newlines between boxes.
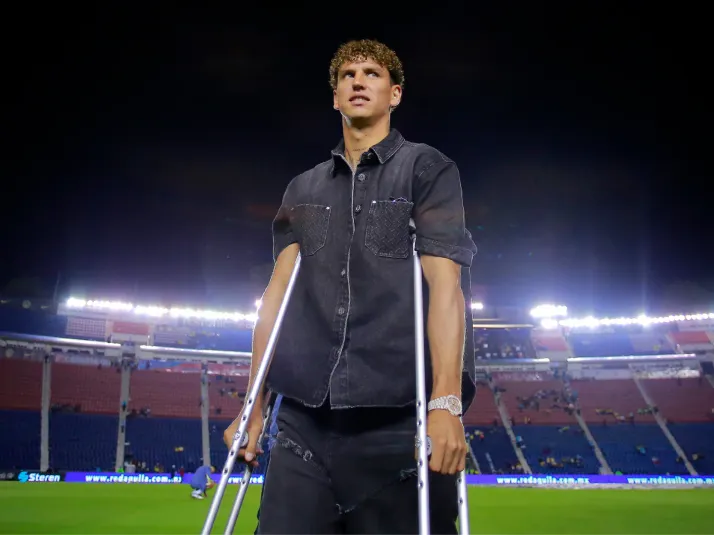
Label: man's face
xmin=333 ymin=58 xmax=401 ymax=124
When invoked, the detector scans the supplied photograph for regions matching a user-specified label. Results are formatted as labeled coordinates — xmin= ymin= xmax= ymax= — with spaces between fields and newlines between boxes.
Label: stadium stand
xmin=511 ymin=424 xmax=600 ymax=474
xmin=128 ymin=369 xmax=200 ymax=419
xmin=588 ymin=424 xmax=687 ymax=475
xmin=571 ymin=378 xmax=656 ymax=424
xmin=665 ymin=423 xmax=714 ymax=476
xmin=0 ymin=358 xmax=41 ymax=410
xmin=463 ymin=382 xmax=521 ymax=473
xmin=567 ymin=329 xmax=675 ymax=357
xmin=0 ymin=410 xmax=40 ymax=470
xmin=496 ymin=374 xmax=575 ymax=425
xmin=50 ymin=413 xmax=118 ymax=471
xmin=642 ymin=378 xmax=714 ymax=423
xmin=51 ymin=363 xmax=120 ymax=415
xmin=1 ymin=302 xmax=713 ymax=479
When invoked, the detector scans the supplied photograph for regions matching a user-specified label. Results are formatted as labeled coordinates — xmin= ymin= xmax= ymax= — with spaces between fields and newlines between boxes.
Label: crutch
xmin=412 ymin=231 xmax=470 ymax=535
xmin=201 ymin=253 xmax=302 ymax=535
xmin=223 ymin=392 xmax=277 ymax=534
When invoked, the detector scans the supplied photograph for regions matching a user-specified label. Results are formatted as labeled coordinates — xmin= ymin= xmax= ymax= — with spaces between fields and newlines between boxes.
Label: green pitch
xmin=0 ymin=483 xmax=712 ymax=534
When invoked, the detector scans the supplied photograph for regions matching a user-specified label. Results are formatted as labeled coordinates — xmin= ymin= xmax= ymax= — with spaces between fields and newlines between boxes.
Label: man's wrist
xmin=427 ymin=394 xmax=463 ymax=416
xmin=431 ymin=377 xmax=461 ymax=400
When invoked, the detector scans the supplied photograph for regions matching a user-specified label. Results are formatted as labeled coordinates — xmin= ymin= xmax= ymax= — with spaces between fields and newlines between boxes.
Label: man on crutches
xmin=223 ymin=39 xmax=477 ymax=534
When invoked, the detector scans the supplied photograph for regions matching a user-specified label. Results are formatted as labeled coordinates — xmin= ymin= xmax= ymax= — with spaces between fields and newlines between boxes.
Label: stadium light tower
xmin=529 ymin=304 xmax=568 ymax=319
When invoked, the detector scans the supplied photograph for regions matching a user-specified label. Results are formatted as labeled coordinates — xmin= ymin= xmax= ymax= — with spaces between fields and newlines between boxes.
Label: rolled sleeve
xmin=271 ymin=181 xmax=298 ymax=262
xmin=413 ymin=158 xmax=477 ymax=267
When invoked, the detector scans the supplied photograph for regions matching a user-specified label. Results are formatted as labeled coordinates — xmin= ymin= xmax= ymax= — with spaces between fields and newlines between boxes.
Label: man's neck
xmin=342 ymin=117 xmax=390 ymax=171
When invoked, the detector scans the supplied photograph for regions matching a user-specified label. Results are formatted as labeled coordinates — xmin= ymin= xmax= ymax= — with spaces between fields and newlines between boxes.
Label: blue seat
xmin=667 ymin=423 xmax=714 ymax=476
xmin=569 ymin=332 xmax=636 ymax=357
xmin=0 ymin=410 xmax=41 ymax=470
xmin=589 ymin=424 xmax=687 ymax=475
xmin=512 ymin=424 xmax=601 ymax=474
xmin=49 ymin=412 xmax=118 ymax=471
xmin=468 ymin=427 xmax=520 ymax=473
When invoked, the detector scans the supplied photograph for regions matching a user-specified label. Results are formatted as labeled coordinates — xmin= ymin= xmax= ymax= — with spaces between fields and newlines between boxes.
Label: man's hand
xmin=426 ymin=409 xmax=467 ymax=474
xmin=223 ymin=408 xmax=265 ymax=469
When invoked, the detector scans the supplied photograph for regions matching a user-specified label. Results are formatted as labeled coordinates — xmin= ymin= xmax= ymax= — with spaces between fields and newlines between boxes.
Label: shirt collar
xmin=329 ymin=129 xmax=405 ymax=175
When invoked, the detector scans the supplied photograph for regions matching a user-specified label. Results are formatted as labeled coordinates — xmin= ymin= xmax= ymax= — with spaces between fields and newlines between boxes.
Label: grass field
xmin=0 ymin=483 xmax=712 ymax=534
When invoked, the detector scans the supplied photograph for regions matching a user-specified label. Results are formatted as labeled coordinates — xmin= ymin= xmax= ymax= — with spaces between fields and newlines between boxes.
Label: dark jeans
xmin=255 ymin=397 xmax=458 ymax=534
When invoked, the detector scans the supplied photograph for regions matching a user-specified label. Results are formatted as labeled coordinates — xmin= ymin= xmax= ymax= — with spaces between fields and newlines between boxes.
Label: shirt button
xmin=354 ymin=204 xmax=362 ymax=214
xmin=357 ymin=173 xmax=366 ymax=182
xmin=340 ymin=268 xmax=346 ymax=277
xmin=337 ymin=307 xmax=346 ymax=316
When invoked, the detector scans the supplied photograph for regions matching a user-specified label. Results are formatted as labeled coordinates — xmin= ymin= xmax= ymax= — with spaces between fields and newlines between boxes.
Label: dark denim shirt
xmin=266 ymin=129 xmax=477 ymax=411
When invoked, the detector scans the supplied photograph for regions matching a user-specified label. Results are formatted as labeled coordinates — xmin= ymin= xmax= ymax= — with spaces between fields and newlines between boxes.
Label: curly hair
xmin=329 ymin=39 xmax=404 ymax=91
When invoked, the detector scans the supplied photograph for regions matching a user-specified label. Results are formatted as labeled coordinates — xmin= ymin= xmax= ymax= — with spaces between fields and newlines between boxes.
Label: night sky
xmin=4 ymin=4 xmax=710 ymax=316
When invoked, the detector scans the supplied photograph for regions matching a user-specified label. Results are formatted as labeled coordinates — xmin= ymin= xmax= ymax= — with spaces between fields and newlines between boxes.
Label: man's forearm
xmin=244 ymin=312 xmax=277 ymax=412
xmin=426 ymin=280 xmax=466 ymax=399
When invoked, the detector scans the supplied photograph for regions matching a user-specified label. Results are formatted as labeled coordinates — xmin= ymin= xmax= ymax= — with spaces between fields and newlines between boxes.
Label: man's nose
xmin=351 ymin=72 xmax=366 ymax=88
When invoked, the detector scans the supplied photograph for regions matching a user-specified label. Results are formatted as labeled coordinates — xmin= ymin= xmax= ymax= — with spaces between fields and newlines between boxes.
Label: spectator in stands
xmin=223 ymin=39 xmax=477 ymax=534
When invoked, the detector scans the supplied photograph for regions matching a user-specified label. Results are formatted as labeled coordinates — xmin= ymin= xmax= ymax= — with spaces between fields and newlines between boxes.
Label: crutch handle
xmin=234 ymin=431 xmax=249 ymax=449
xmin=415 ymin=435 xmax=432 ymax=457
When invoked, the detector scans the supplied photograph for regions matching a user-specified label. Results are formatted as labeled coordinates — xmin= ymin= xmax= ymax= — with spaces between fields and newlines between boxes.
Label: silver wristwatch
xmin=427 ymin=395 xmax=462 ymax=416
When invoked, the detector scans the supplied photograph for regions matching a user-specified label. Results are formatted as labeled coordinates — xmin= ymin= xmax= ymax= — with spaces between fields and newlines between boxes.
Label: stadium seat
xmin=571 ymin=379 xmax=655 ymax=424
xmin=51 ymin=363 xmax=120 ymax=414
xmin=49 ymin=412 xmax=118 ymax=471
xmin=641 ymin=378 xmax=714 ymax=423
xmin=568 ymin=332 xmax=636 ymax=357
xmin=497 ymin=378 xmax=574 ymax=425
xmin=588 ymin=424 xmax=686 ymax=475
xmin=467 ymin=426 xmax=520 ymax=474
xmin=0 ymin=410 xmax=41 ymax=470
xmin=0 ymin=358 xmax=42 ymax=410
xmin=511 ymin=424 xmax=601 ymax=474
xmin=125 ymin=416 xmax=202 ymax=470
xmin=666 ymin=423 xmax=714 ymax=475
xmin=462 ymin=384 xmax=499 ymax=426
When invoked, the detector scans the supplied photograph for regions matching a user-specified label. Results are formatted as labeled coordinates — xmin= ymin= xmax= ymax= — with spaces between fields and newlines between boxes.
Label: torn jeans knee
xmin=275 ymin=435 xmax=321 ymax=467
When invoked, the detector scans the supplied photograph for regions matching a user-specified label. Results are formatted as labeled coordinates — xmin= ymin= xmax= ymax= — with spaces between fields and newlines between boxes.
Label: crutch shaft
xmin=457 ymin=469 xmax=470 ymax=534
xmin=201 ymin=253 xmax=302 ymax=535
xmin=412 ymin=236 xmax=471 ymax=535
xmin=412 ymin=241 xmax=431 ymax=535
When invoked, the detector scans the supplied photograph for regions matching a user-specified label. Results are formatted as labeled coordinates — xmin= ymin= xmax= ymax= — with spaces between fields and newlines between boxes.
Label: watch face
xmin=447 ymin=396 xmax=461 ymax=414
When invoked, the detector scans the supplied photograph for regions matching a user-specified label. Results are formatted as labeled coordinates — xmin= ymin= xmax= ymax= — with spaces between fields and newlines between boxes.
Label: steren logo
xmin=17 ymin=471 xmax=61 ymax=483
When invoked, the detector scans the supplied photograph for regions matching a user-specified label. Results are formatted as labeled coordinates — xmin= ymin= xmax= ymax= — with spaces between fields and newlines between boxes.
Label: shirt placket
xmin=326 ymin=158 xmax=371 ymax=406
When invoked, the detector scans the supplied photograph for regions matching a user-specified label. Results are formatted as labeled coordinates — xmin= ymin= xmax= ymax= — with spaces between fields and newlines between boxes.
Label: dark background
xmin=3 ymin=3 xmax=711 ymax=316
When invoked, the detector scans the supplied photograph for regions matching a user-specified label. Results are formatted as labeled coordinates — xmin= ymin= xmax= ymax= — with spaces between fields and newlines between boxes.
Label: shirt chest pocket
xmin=291 ymin=204 xmax=331 ymax=256
xmin=364 ymin=199 xmax=415 ymax=259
